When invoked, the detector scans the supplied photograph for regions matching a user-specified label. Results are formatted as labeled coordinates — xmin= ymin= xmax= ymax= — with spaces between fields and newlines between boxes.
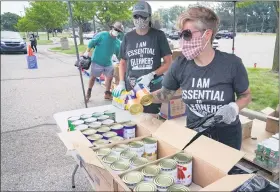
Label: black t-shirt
xmin=162 ymin=50 xmax=249 ymax=127
xmin=120 ymin=28 xmax=172 ymax=91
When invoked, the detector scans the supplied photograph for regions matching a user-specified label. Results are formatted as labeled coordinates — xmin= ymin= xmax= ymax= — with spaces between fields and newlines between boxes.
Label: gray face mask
xmin=133 ymin=17 xmax=150 ymax=29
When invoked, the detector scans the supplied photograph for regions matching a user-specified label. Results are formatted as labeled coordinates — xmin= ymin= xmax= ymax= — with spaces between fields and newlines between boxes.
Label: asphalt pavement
xmin=1 ymin=45 xmax=110 ymax=191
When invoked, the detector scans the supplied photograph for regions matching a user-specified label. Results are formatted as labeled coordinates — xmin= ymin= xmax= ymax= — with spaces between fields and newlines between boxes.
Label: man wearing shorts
xmin=83 ymin=21 xmax=123 ymax=102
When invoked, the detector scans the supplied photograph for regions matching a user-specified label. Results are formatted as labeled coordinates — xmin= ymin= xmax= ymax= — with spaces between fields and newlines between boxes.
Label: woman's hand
xmin=215 ymin=102 xmax=239 ymax=124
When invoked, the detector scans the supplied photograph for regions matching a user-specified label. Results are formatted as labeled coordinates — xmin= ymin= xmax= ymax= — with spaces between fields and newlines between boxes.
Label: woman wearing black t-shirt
xmin=152 ymin=6 xmax=251 ymax=150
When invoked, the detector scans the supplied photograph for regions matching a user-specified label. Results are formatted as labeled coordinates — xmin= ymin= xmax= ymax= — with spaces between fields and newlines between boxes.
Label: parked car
xmin=215 ymin=30 xmax=236 ymax=39
xmin=83 ymin=33 xmax=93 ymax=40
xmin=212 ymin=39 xmax=219 ymax=50
xmin=0 ymin=31 xmax=27 ymax=54
xmin=169 ymin=31 xmax=180 ymax=40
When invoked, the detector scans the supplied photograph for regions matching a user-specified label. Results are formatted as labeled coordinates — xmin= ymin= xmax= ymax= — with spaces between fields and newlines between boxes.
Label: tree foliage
xmin=16 ymin=16 xmax=39 ymax=32
xmin=1 ymin=12 xmax=21 ymax=31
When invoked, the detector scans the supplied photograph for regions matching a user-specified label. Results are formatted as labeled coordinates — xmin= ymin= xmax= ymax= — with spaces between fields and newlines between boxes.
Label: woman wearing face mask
xmin=113 ymin=1 xmax=172 ymax=114
xmin=152 ymin=6 xmax=251 ymax=150
xmin=84 ymin=22 xmax=123 ymax=102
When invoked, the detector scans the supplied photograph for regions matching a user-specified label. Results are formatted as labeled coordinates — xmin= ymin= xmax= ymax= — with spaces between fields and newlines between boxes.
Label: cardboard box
xmin=159 ymin=97 xmax=186 ymax=120
xmin=239 ymin=115 xmax=253 ymax=140
xmin=261 ymin=107 xmax=279 ymax=134
xmin=59 ymin=118 xmax=254 ymax=191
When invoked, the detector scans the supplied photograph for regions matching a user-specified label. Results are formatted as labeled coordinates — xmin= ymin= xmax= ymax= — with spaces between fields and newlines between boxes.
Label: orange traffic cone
xmin=28 ymin=45 xmax=34 ymax=56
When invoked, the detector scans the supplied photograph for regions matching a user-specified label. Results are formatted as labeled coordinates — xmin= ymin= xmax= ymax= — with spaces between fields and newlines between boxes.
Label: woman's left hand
xmin=215 ymin=102 xmax=239 ymax=124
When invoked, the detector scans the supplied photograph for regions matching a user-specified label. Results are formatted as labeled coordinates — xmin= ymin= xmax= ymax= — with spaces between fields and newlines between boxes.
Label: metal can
xmin=173 ymin=153 xmax=192 ymax=186
xmin=88 ymin=121 xmax=102 ymax=129
xmin=104 ymin=110 xmax=116 ymax=121
xmin=111 ymin=144 xmax=129 ymax=157
xmin=167 ymin=184 xmax=190 ymax=192
xmin=84 ymin=117 xmax=97 ymax=124
xmin=69 ymin=120 xmax=84 ymax=131
xmin=97 ymin=126 xmax=111 ymax=135
xmin=153 ymin=174 xmax=174 ymax=192
xmin=103 ymin=131 xmax=118 ymax=140
xmin=82 ymin=129 xmax=97 ymax=136
xmin=92 ymin=112 xmax=104 ymax=118
xmin=130 ymin=156 xmax=149 ymax=169
xmin=97 ymin=115 xmax=110 ymax=122
xmin=110 ymin=124 xmax=124 ymax=137
xmin=141 ymin=165 xmax=161 ymax=182
xmin=95 ymin=147 xmax=111 ymax=157
xmin=80 ymin=114 xmax=93 ymax=120
xmin=109 ymin=136 xmax=124 ymax=143
xmin=142 ymin=137 xmax=157 ymax=161
xmin=158 ymin=159 xmax=177 ymax=182
xmin=110 ymin=160 xmax=130 ymax=174
xmin=102 ymin=119 xmax=115 ymax=126
xmin=123 ymin=122 xmax=137 ymax=139
xmin=75 ymin=124 xmax=89 ymax=131
xmin=134 ymin=181 xmax=157 ymax=192
xmin=67 ymin=116 xmax=80 ymax=130
xmin=129 ymin=141 xmax=145 ymax=157
xmin=126 ymin=95 xmax=144 ymax=115
xmin=102 ymin=154 xmax=119 ymax=165
xmin=120 ymin=150 xmax=137 ymax=163
xmin=122 ymin=171 xmax=144 ymax=190
xmin=133 ymin=83 xmax=153 ymax=106
xmin=87 ymin=134 xmax=103 ymax=142
xmin=93 ymin=139 xmax=110 ymax=147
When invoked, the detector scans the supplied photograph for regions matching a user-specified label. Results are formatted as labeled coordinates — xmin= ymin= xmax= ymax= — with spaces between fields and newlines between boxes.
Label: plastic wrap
xmin=233 ymin=175 xmax=269 ymax=192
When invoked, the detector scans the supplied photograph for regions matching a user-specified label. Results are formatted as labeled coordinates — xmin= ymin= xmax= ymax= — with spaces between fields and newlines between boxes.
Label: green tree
xmin=169 ymin=5 xmax=186 ymax=24
xmin=1 ymin=12 xmax=21 ymax=31
xmin=16 ymin=16 xmax=39 ymax=32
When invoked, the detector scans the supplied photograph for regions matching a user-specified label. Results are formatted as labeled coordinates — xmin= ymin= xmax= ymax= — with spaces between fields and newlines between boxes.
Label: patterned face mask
xmin=133 ymin=17 xmax=150 ymax=29
xmin=180 ymin=30 xmax=210 ymax=60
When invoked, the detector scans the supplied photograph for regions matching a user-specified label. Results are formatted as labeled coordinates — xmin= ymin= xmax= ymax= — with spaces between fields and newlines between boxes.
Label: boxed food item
xmin=239 ymin=115 xmax=253 ymax=140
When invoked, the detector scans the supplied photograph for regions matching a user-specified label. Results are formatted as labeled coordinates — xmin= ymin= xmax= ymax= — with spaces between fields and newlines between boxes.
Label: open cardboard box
xmin=60 ymin=118 xmax=255 ymax=191
xmin=261 ymin=106 xmax=279 ymax=134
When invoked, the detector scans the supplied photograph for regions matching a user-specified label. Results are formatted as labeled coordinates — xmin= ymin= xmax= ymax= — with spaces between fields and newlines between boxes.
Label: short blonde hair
xmin=177 ymin=6 xmax=220 ymax=42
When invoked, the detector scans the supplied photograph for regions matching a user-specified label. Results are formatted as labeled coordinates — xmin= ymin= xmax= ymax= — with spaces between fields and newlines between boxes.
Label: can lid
xmin=153 ymin=174 xmax=174 ymax=187
xmin=173 ymin=153 xmax=192 ymax=163
xmin=97 ymin=115 xmax=110 ymax=120
xmin=104 ymin=110 xmax=115 ymax=115
xmin=120 ymin=150 xmax=137 ymax=160
xmin=112 ymin=145 xmax=129 ymax=152
xmin=109 ymin=136 xmax=124 ymax=142
xmin=142 ymin=137 xmax=157 ymax=144
xmin=102 ymin=154 xmax=119 ymax=164
xmin=87 ymin=134 xmax=103 ymax=141
xmin=103 ymin=131 xmax=117 ymax=138
xmin=84 ymin=117 xmax=97 ymax=123
xmin=134 ymin=181 xmax=157 ymax=192
xmin=88 ymin=122 xmax=102 ymax=129
xmin=110 ymin=160 xmax=130 ymax=171
xmin=94 ymin=139 xmax=109 ymax=145
xmin=129 ymin=141 xmax=144 ymax=148
xmin=80 ymin=114 xmax=93 ymax=119
xmin=142 ymin=165 xmax=160 ymax=176
xmin=75 ymin=124 xmax=89 ymax=131
xmin=97 ymin=126 xmax=111 ymax=133
xmin=122 ymin=171 xmax=144 ymax=184
xmin=115 ymin=144 xmax=129 ymax=149
xmin=92 ymin=112 xmax=104 ymax=117
xmin=95 ymin=148 xmax=111 ymax=156
xmin=159 ymin=159 xmax=177 ymax=170
xmin=130 ymin=157 xmax=149 ymax=167
xmin=123 ymin=122 xmax=136 ymax=127
xmin=167 ymin=184 xmax=190 ymax=192
xmin=110 ymin=124 xmax=124 ymax=130
xmin=102 ymin=119 xmax=115 ymax=125
xmin=129 ymin=104 xmax=144 ymax=115
xmin=68 ymin=116 xmax=80 ymax=121
xmin=82 ymin=129 xmax=97 ymax=135
xmin=71 ymin=120 xmax=84 ymax=125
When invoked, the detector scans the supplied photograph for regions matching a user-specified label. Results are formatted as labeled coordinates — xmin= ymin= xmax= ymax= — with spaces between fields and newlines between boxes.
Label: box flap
xmin=261 ymin=107 xmax=275 ymax=116
xmin=185 ymin=135 xmax=245 ymax=173
xmin=132 ymin=114 xmax=163 ymax=133
xmin=57 ymin=131 xmax=93 ymax=150
xmin=152 ymin=120 xmax=197 ymax=150
xmin=200 ymin=174 xmax=254 ymax=191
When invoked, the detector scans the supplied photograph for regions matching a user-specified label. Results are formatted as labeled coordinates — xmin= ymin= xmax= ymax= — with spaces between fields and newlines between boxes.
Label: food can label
xmin=111 ymin=151 xmax=122 ymax=157
xmin=161 ymin=169 xmax=177 ymax=183
xmin=124 ymin=128 xmax=135 ymax=139
xmin=144 ymin=143 xmax=157 ymax=161
xmin=156 ymin=185 xmax=169 ymax=192
xmin=176 ymin=162 xmax=192 ymax=186
xmin=130 ymin=146 xmax=144 ymax=157
xmin=144 ymin=175 xmax=155 ymax=182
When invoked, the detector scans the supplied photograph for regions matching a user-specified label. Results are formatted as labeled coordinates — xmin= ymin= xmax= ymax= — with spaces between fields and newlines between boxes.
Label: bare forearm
xmin=119 ymin=59 xmax=126 ymax=81
xmin=236 ymin=89 xmax=252 ymax=111
xmin=152 ymin=87 xmax=176 ymax=103
xmin=154 ymin=55 xmax=172 ymax=75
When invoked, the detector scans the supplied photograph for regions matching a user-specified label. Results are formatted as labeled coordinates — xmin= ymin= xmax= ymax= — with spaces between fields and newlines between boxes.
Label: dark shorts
xmin=91 ymin=62 xmax=114 ymax=78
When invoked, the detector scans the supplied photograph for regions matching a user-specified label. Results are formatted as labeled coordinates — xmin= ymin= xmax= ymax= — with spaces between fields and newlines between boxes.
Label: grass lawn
xmin=37 ymin=39 xmax=53 ymax=45
xmin=50 ymin=44 xmax=87 ymax=55
xmin=247 ymin=68 xmax=279 ymax=111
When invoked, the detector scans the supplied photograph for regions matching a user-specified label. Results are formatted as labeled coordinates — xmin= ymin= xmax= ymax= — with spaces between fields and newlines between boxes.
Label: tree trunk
xmin=272 ymin=27 xmax=279 ymax=72
xmin=47 ymin=31 xmax=49 ymax=40
xmin=78 ymin=24 xmax=84 ymax=45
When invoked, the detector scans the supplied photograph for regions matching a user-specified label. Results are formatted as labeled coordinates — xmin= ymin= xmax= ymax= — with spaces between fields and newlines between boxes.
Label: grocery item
xmin=102 ymin=119 xmax=115 ymax=126
xmin=87 ymin=134 xmax=103 ymax=142
xmin=82 ymin=129 xmax=97 ymax=136
xmin=173 ymin=153 xmax=192 ymax=186
xmin=93 ymin=139 xmax=110 ymax=147
xmin=104 ymin=110 xmax=116 ymax=121
xmin=75 ymin=124 xmax=88 ymax=131
xmin=142 ymin=137 xmax=158 ymax=161
xmin=153 ymin=174 xmax=174 ymax=192
xmin=158 ymin=159 xmax=177 ymax=182
xmin=67 ymin=116 xmax=80 ymax=130
xmin=129 ymin=141 xmax=145 ymax=157
xmin=96 ymin=126 xmax=111 ymax=135
xmin=110 ymin=124 xmax=124 ymax=137
xmin=134 ymin=181 xmax=157 ymax=192
xmin=133 ymin=84 xmax=153 ymax=106
xmin=120 ymin=150 xmax=137 ymax=163
xmin=126 ymin=95 xmax=144 ymax=115
xmin=103 ymin=131 xmax=118 ymax=140
xmin=102 ymin=154 xmax=119 ymax=165
xmin=84 ymin=117 xmax=97 ymax=124
xmin=167 ymin=184 xmax=190 ymax=192
xmin=129 ymin=157 xmax=149 ymax=169
xmin=123 ymin=122 xmax=137 ymax=139
xmin=80 ymin=114 xmax=92 ymax=120
xmin=92 ymin=112 xmax=104 ymax=118
xmin=97 ymin=115 xmax=110 ymax=122
xmin=110 ymin=160 xmax=130 ymax=174
xmin=111 ymin=144 xmax=129 ymax=156
xmin=69 ymin=120 xmax=84 ymax=131
xmin=95 ymin=148 xmax=111 ymax=157
xmin=141 ymin=165 xmax=160 ymax=182
xmin=88 ymin=122 xmax=102 ymax=129
xmin=122 ymin=171 xmax=144 ymax=190
xmin=109 ymin=136 xmax=124 ymax=143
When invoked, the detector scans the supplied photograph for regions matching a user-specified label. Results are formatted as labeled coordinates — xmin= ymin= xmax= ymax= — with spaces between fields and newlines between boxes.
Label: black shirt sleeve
xmin=158 ymin=31 xmax=172 ymax=58
xmin=120 ymin=34 xmax=127 ymax=60
xmin=232 ymin=57 xmax=249 ymax=94
xmin=162 ymin=57 xmax=181 ymax=91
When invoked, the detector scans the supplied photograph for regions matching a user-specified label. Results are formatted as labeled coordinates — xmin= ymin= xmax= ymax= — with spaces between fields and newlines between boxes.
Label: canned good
xmin=116 ymin=144 xmax=130 ymax=150
xmin=103 ymin=131 xmax=118 ymax=140
xmin=84 ymin=117 xmax=97 ymax=124
xmin=142 ymin=137 xmax=157 ymax=161
xmin=129 ymin=141 xmax=145 ymax=157
xmin=80 ymin=114 xmax=93 ymax=120
xmin=93 ymin=139 xmax=110 ymax=147
xmin=153 ymin=174 xmax=174 ymax=192
xmin=110 ymin=160 xmax=130 ymax=174
xmin=111 ymin=144 xmax=129 ymax=156
xmin=67 ymin=116 xmax=80 ymax=130
xmin=110 ymin=124 xmax=124 ymax=137
xmin=134 ymin=181 xmax=157 ymax=192
xmin=120 ymin=150 xmax=137 ymax=163
xmin=97 ymin=115 xmax=110 ymax=121
xmin=95 ymin=148 xmax=111 ymax=157
xmin=122 ymin=171 xmax=144 ymax=189
xmin=92 ymin=112 xmax=104 ymax=118
xmin=102 ymin=119 xmax=115 ymax=126
xmin=109 ymin=136 xmax=124 ymax=143
xmin=102 ymin=154 xmax=119 ymax=165
xmin=87 ymin=134 xmax=103 ymax=142
xmin=75 ymin=124 xmax=89 ymax=131
xmin=173 ymin=153 xmax=192 ymax=186
xmin=126 ymin=95 xmax=144 ymax=115
xmin=82 ymin=129 xmax=97 ymax=136
xmin=123 ymin=122 xmax=137 ymax=139
xmin=133 ymin=84 xmax=153 ymax=106
xmin=159 ymin=159 xmax=177 ymax=182
xmin=88 ymin=122 xmax=102 ymax=129
xmin=97 ymin=126 xmax=111 ymax=135
xmin=130 ymin=156 xmax=149 ymax=169
xmin=167 ymin=184 xmax=190 ymax=192
xmin=69 ymin=120 xmax=84 ymax=131
xmin=104 ymin=110 xmax=116 ymax=121
xmin=142 ymin=165 xmax=161 ymax=182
